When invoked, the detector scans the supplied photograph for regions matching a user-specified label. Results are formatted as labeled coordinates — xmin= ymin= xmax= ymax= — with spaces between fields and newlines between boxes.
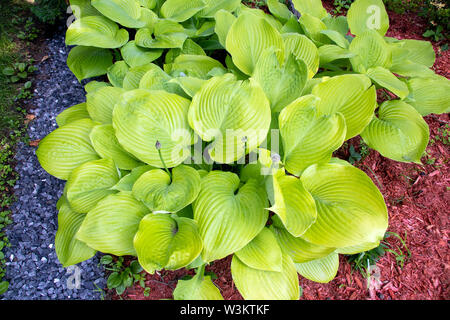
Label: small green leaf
xmin=107 ymin=272 xmax=122 ymax=289
xmin=100 ymin=255 xmax=113 ymax=265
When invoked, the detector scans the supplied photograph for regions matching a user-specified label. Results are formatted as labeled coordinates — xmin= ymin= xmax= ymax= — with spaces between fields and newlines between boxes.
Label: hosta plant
xmin=37 ymin=0 xmax=449 ymax=300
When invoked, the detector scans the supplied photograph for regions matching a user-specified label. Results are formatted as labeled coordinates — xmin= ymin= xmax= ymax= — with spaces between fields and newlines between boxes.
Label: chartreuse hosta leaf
xmin=67 ymin=46 xmax=113 ymax=82
xmin=188 ymin=74 xmax=271 ymax=164
xmin=120 ymin=41 xmax=163 ymax=68
xmin=350 ymin=30 xmax=392 ymax=73
xmin=91 ymin=0 xmax=148 ymax=28
xmin=69 ymin=0 xmax=101 ymax=19
xmin=113 ymin=89 xmax=194 ymax=168
xmin=111 ymin=165 xmax=154 ymax=192
xmin=160 ymin=0 xmax=206 ymax=22
xmin=300 ymin=163 xmax=388 ymax=248
xmin=132 ymin=165 xmax=201 ymax=213
xmin=312 ymin=74 xmax=377 ymax=139
xmin=252 ymin=47 xmax=308 ymax=113
xmin=165 ymin=39 xmax=206 ymax=65
xmin=236 ymin=6 xmax=283 ymax=32
xmin=56 ymin=103 xmax=90 ymax=127
xmin=404 ymin=77 xmax=450 ymax=116
xmin=390 ymin=39 xmax=436 ymax=68
xmin=366 ymin=67 xmax=409 ymax=99
xmin=295 ymin=252 xmax=339 ymax=283
xmin=214 ymin=10 xmax=236 ymax=48
xmin=173 ymin=266 xmax=223 ymax=300
xmin=107 ymin=61 xmax=129 ymax=87
xmin=268 ymin=169 xmax=317 ymax=237
xmin=169 ymin=54 xmax=226 ymax=79
xmin=139 ymin=64 xmax=172 ymax=90
xmin=267 ymin=0 xmax=293 ymax=23
xmin=76 ymin=192 xmax=149 ymax=256
xmin=282 ymin=33 xmax=319 ymax=79
xmin=193 ymin=171 xmax=268 ymax=262
xmin=299 ymin=13 xmax=330 ymax=45
xmin=66 ymin=158 xmax=119 ymax=213
xmin=231 ymin=252 xmax=299 ymax=300
xmin=291 ymin=0 xmax=327 ymax=19
xmin=84 ymin=81 xmax=111 ymax=93
xmin=361 ymin=100 xmax=429 ymax=163
xmin=271 ymin=224 xmax=335 ymax=263
xmin=36 ymin=119 xmax=100 ymax=180
xmin=318 ymin=45 xmax=355 ymax=66
xmin=347 ymin=0 xmax=389 ymax=36
xmin=89 ymin=124 xmax=141 ymax=170
xmin=66 ymin=16 xmax=128 ymax=49
xmin=336 ymin=241 xmax=381 ymax=255
xmin=226 ymin=12 xmax=284 ymax=76
xmin=322 ymin=15 xmax=349 ymax=37
xmin=133 ymin=213 xmax=202 ymax=273
xmin=279 ymin=95 xmax=347 ymax=175
xmin=197 ymin=0 xmax=240 ymax=18
xmin=135 ymin=20 xmax=188 ymax=49
xmin=235 ymin=227 xmax=283 ymax=272
xmin=55 ymin=196 xmax=96 ymax=267
xmin=320 ymin=31 xmax=349 ymax=49
xmin=86 ymin=86 xmax=125 ymax=124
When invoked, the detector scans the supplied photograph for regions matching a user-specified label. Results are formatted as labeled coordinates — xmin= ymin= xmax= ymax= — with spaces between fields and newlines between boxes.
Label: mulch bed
xmin=108 ymin=2 xmax=449 ymax=300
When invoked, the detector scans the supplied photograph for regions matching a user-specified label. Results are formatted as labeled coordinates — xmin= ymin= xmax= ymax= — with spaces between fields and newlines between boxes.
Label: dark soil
xmin=109 ymin=2 xmax=449 ymax=300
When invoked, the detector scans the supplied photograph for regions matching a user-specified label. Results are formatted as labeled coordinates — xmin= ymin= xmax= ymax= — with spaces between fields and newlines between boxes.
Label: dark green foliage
xmin=31 ymin=0 xmax=67 ymax=25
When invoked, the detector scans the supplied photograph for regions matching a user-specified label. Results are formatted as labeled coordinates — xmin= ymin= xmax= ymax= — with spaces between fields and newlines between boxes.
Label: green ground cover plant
xmin=36 ymin=0 xmax=449 ymax=300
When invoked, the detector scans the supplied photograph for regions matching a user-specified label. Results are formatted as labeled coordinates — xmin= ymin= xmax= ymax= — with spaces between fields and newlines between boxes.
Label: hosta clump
xmin=37 ymin=0 xmax=449 ymax=300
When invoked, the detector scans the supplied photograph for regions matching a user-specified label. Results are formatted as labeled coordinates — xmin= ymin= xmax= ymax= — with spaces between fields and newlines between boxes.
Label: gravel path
xmin=1 ymin=30 xmax=106 ymax=300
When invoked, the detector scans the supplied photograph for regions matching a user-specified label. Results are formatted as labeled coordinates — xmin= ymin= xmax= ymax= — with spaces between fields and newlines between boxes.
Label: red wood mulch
xmin=108 ymin=2 xmax=449 ymax=301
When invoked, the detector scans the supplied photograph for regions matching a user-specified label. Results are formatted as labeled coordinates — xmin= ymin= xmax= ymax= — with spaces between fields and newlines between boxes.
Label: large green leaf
xmin=86 ymin=86 xmax=125 ymax=124
xmin=271 ymin=224 xmax=335 ymax=263
xmin=107 ymin=61 xmax=129 ymax=87
xmin=282 ymin=33 xmax=319 ymax=79
xmin=56 ymin=103 xmax=90 ymax=127
xmin=66 ymin=158 xmax=119 ymax=213
xmin=188 ymin=74 xmax=271 ymax=164
xmin=318 ymin=45 xmax=355 ymax=66
xmin=299 ymin=13 xmax=330 ymax=45
xmin=193 ymin=171 xmax=268 ymax=262
xmin=267 ymin=0 xmax=293 ymax=23
xmin=67 ymin=46 xmax=113 ymax=81
xmin=231 ymin=252 xmax=299 ymax=300
xmin=160 ymin=0 xmax=206 ymax=22
xmin=235 ymin=227 xmax=282 ymax=272
xmin=214 ymin=9 xmax=236 ymax=48
xmin=312 ymin=74 xmax=377 ymax=139
xmin=55 ymin=196 xmax=96 ymax=267
xmin=268 ymin=169 xmax=317 ymax=237
xmin=132 ymin=165 xmax=201 ymax=212
xmin=76 ymin=192 xmax=149 ymax=256
xmin=36 ymin=119 xmax=100 ymax=180
xmin=69 ymin=0 xmax=101 ymax=19
xmin=291 ymin=0 xmax=327 ymax=19
xmin=404 ymin=77 xmax=450 ymax=116
xmin=173 ymin=269 xmax=224 ymax=300
xmin=134 ymin=214 xmax=202 ymax=273
xmin=347 ymin=0 xmax=389 ymax=36
xmin=89 ymin=124 xmax=141 ymax=170
xmin=120 ymin=41 xmax=163 ymax=68
xmin=165 ymin=39 xmax=206 ymax=64
xmin=138 ymin=64 xmax=172 ymax=90
xmin=361 ymin=100 xmax=429 ymax=163
xmin=169 ymin=54 xmax=226 ymax=79
xmin=197 ymin=0 xmax=240 ymax=18
xmin=91 ymin=0 xmax=147 ymax=28
xmin=66 ymin=16 xmax=128 ymax=48
xmin=349 ymin=30 xmax=392 ymax=73
xmin=111 ymin=165 xmax=154 ymax=192
xmin=279 ymin=95 xmax=347 ymax=175
xmin=225 ymin=12 xmax=284 ymax=75
xmin=135 ymin=21 xmax=188 ymax=49
xmin=366 ymin=67 xmax=409 ymax=99
xmin=390 ymin=39 xmax=436 ymax=68
xmin=300 ymin=163 xmax=388 ymax=248
xmin=295 ymin=252 xmax=339 ymax=283
xmin=252 ymin=47 xmax=308 ymax=113
xmin=113 ymin=89 xmax=194 ymax=168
